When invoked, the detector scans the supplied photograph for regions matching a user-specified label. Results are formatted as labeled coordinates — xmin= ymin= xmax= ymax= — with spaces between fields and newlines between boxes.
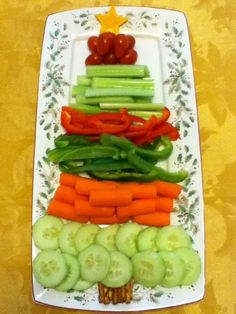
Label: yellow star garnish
xmin=96 ymin=6 xmax=128 ymax=34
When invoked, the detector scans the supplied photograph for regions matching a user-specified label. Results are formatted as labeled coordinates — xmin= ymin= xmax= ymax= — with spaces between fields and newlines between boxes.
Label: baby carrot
xmin=132 ymin=212 xmax=170 ymax=226
xmin=155 ymin=196 xmax=174 ymax=213
xmin=153 ymin=181 xmax=182 ymax=198
xmin=75 ymin=176 xmax=118 ymax=195
xmin=60 ymin=173 xmax=78 ymax=188
xmin=75 ymin=199 xmax=115 ymax=217
xmin=47 ymin=199 xmax=89 ymax=223
xmin=55 ymin=185 xmax=88 ymax=204
xmin=90 ymin=215 xmax=130 ymax=225
xmin=117 ymin=199 xmax=156 ymax=218
xmin=120 ymin=182 xmax=156 ymax=199
xmin=89 ymin=189 xmax=133 ymax=207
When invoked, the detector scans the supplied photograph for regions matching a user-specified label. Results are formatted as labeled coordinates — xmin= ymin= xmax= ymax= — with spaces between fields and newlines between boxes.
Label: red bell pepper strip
xmin=61 ymin=107 xmax=131 ymax=135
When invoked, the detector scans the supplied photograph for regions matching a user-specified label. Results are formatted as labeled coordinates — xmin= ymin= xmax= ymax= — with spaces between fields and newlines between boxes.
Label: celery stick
xmin=76 ymin=95 xmax=135 ymax=105
xmin=91 ymin=77 xmax=154 ymax=89
xmin=135 ymin=97 xmax=153 ymax=103
xmin=71 ymin=85 xmax=87 ymax=97
xmin=77 ymin=76 xmax=91 ymax=86
xmin=86 ymin=65 xmax=149 ymax=78
xmin=71 ymin=104 xmax=103 ymax=114
xmin=85 ymin=88 xmax=154 ymax=98
xmin=99 ymin=102 xmax=164 ymax=111
xmin=129 ymin=111 xmax=163 ymax=119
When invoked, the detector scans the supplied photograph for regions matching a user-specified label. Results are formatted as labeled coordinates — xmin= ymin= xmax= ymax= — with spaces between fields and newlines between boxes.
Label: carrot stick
xmin=89 ymin=189 xmax=133 ymax=207
xmin=119 ymin=183 xmax=156 ymax=199
xmin=75 ymin=199 xmax=115 ymax=217
xmin=90 ymin=215 xmax=130 ymax=225
xmin=75 ymin=176 xmax=118 ymax=195
xmin=54 ymin=185 xmax=88 ymax=204
xmin=155 ymin=196 xmax=174 ymax=213
xmin=47 ymin=199 xmax=89 ymax=223
xmin=132 ymin=212 xmax=170 ymax=226
xmin=60 ymin=173 xmax=78 ymax=188
xmin=117 ymin=199 xmax=156 ymax=218
xmin=153 ymin=181 xmax=182 ymax=198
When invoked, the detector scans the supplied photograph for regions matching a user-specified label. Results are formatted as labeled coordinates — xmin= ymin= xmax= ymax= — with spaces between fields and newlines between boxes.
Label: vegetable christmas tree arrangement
xmin=32 ymin=6 xmax=201 ymax=305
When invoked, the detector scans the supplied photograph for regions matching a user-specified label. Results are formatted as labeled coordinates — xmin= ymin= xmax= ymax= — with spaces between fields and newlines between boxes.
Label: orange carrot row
xmin=47 ymin=173 xmax=182 ymax=226
xmin=61 ymin=173 xmax=182 ymax=199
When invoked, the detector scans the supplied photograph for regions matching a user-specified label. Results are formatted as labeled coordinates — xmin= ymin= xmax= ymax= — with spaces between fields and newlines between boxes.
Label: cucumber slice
xmin=137 ymin=227 xmax=159 ymax=252
xmin=156 ymin=226 xmax=191 ymax=251
xmin=32 ymin=215 xmax=63 ymax=250
xmin=115 ymin=223 xmax=142 ymax=257
xmin=132 ymin=251 xmax=165 ymax=287
xmin=175 ymin=247 xmax=202 ymax=285
xmin=55 ymin=253 xmax=80 ymax=291
xmin=95 ymin=224 xmax=119 ymax=252
xmin=79 ymin=244 xmax=110 ymax=282
xmin=75 ymin=224 xmax=100 ymax=252
xmin=159 ymin=251 xmax=185 ymax=287
xmin=59 ymin=222 xmax=82 ymax=255
xmin=33 ymin=251 xmax=68 ymax=288
xmin=102 ymin=251 xmax=133 ymax=288
xmin=73 ymin=279 xmax=94 ymax=291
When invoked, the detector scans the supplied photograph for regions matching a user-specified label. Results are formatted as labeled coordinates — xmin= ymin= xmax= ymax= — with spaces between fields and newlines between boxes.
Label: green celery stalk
xmin=76 ymin=95 xmax=135 ymax=105
xmin=128 ymin=110 xmax=163 ymax=119
xmin=71 ymin=85 xmax=87 ymax=97
xmin=91 ymin=77 xmax=154 ymax=89
xmin=77 ymin=76 xmax=91 ymax=86
xmin=71 ymin=104 xmax=103 ymax=114
xmin=86 ymin=65 xmax=150 ymax=78
xmin=85 ymin=88 xmax=154 ymax=98
xmin=99 ymin=102 xmax=164 ymax=111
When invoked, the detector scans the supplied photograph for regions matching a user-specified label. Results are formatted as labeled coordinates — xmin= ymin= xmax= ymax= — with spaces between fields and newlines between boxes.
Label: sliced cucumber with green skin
xmin=59 ymin=222 xmax=82 ymax=255
xmin=73 ymin=279 xmax=94 ymax=291
xmin=95 ymin=224 xmax=119 ymax=252
xmin=156 ymin=226 xmax=191 ymax=251
xmin=132 ymin=251 xmax=165 ymax=287
xmin=75 ymin=224 xmax=100 ymax=252
xmin=32 ymin=215 xmax=63 ymax=250
xmin=102 ymin=251 xmax=133 ymax=288
xmin=174 ymin=247 xmax=202 ymax=285
xmin=79 ymin=244 xmax=110 ymax=282
xmin=159 ymin=251 xmax=185 ymax=288
xmin=115 ymin=223 xmax=142 ymax=257
xmin=55 ymin=254 xmax=80 ymax=292
xmin=33 ymin=251 xmax=68 ymax=288
xmin=137 ymin=227 xmax=159 ymax=252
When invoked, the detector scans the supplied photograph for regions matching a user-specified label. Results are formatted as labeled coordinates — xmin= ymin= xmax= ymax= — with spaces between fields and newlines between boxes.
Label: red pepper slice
xmin=61 ymin=107 xmax=131 ymax=135
xmin=133 ymin=122 xmax=179 ymax=145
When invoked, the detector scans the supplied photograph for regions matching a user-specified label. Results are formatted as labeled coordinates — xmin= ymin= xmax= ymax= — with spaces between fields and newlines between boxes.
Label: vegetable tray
xmin=32 ymin=6 xmax=205 ymax=311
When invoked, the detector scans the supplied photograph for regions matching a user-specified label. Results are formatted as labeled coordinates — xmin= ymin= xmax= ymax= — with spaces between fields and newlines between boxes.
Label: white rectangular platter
xmin=32 ymin=6 xmax=205 ymax=311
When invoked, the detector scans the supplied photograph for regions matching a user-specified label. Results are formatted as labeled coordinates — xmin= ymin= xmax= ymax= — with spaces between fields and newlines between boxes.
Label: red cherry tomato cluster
xmin=85 ymin=32 xmax=138 ymax=65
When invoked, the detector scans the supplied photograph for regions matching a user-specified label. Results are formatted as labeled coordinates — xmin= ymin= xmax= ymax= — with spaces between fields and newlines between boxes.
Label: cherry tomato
xmin=97 ymin=32 xmax=115 ymax=56
xmin=119 ymin=49 xmax=138 ymax=64
xmin=87 ymin=36 xmax=99 ymax=53
xmin=103 ymin=50 xmax=118 ymax=64
xmin=114 ymin=34 xmax=130 ymax=58
xmin=85 ymin=53 xmax=103 ymax=65
xmin=126 ymin=35 xmax=136 ymax=49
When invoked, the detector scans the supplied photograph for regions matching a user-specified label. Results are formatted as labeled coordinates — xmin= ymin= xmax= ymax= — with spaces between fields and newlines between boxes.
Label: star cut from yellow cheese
xmin=96 ymin=6 xmax=128 ymax=34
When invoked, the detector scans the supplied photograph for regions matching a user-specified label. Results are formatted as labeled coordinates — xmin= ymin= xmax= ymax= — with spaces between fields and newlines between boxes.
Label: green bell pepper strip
xmin=126 ymin=150 xmax=154 ymax=173
xmin=54 ymin=134 xmax=95 ymax=148
xmin=47 ymin=145 xmax=120 ymax=163
xmin=135 ymin=137 xmax=173 ymax=161
xmin=59 ymin=158 xmax=135 ymax=173
xmin=89 ymin=167 xmax=188 ymax=183
xmin=100 ymin=134 xmax=173 ymax=161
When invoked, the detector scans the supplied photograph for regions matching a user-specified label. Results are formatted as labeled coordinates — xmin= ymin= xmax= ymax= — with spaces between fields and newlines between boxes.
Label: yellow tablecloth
xmin=1 ymin=0 xmax=235 ymax=313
